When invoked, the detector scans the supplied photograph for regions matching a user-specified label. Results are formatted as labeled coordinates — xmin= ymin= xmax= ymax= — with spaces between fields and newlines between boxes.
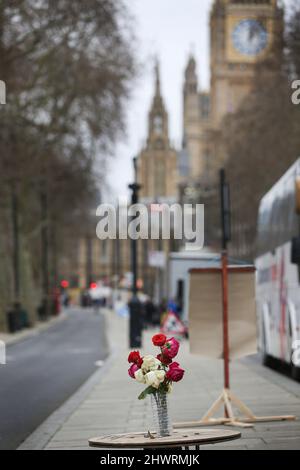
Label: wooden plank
xmin=240 ymin=415 xmax=296 ymax=423
xmin=174 ymin=419 xmax=229 ymax=428
xmin=190 ymin=266 xmax=255 ymax=274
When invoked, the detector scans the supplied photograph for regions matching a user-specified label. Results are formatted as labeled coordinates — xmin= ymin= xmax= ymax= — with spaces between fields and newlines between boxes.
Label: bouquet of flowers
xmin=128 ymin=333 xmax=185 ymax=400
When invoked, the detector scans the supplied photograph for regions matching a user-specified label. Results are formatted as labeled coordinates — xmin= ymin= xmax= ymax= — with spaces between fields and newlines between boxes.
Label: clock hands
xmin=248 ymin=23 xmax=259 ymax=43
xmin=232 ymin=19 xmax=267 ymax=56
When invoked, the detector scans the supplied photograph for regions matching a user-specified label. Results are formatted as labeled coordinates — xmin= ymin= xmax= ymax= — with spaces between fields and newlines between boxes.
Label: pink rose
xmin=166 ymin=363 xmax=185 ymax=382
xmin=161 ymin=337 xmax=180 ymax=359
xmin=128 ymin=363 xmax=139 ymax=379
xmin=169 ymin=362 xmax=180 ymax=369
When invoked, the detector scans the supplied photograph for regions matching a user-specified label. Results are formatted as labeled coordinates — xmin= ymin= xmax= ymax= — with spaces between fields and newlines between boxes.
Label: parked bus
xmin=256 ymin=159 xmax=300 ymax=380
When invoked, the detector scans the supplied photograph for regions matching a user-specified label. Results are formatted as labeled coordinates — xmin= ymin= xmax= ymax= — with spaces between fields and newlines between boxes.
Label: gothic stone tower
xmin=136 ymin=63 xmax=179 ymax=299
xmin=183 ymin=55 xmax=211 ymax=182
xmin=210 ymin=0 xmax=283 ymax=128
xmin=138 ymin=63 xmax=178 ymax=202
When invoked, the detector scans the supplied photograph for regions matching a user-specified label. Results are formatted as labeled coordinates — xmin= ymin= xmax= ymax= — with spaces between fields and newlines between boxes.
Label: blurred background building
xmin=87 ymin=0 xmax=286 ymax=299
xmin=2 ymin=0 xmax=299 ymax=330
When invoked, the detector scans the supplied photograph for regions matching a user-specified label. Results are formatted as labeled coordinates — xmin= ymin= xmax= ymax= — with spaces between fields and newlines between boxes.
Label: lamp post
xmin=128 ymin=157 xmax=142 ymax=348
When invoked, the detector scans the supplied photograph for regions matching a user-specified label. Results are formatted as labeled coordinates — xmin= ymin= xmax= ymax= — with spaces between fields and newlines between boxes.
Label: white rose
xmin=145 ymin=370 xmax=166 ymax=389
xmin=141 ymin=355 xmax=161 ymax=372
xmin=145 ymin=371 xmax=160 ymax=389
xmin=155 ymin=370 xmax=166 ymax=383
xmin=134 ymin=369 xmax=146 ymax=384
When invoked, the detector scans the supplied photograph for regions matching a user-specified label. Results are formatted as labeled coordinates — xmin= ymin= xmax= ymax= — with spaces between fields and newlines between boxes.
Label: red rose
xmin=166 ymin=363 xmax=185 ymax=382
xmin=152 ymin=333 xmax=167 ymax=347
xmin=136 ymin=357 xmax=143 ymax=367
xmin=161 ymin=337 xmax=180 ymax=359
xmin=128 ymin=351 xmax=141 ymax=365
xmin=157 ymin=353 xmax=172 ymax=365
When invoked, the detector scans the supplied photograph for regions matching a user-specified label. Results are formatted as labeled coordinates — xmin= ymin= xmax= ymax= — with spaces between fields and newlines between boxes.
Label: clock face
xmin=232 ymin=19 xmax=268 ymax=56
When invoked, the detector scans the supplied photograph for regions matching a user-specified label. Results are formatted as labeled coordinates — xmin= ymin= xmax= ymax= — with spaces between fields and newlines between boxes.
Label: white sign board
xmin=189 ymin=266 xmax=257 ymax=359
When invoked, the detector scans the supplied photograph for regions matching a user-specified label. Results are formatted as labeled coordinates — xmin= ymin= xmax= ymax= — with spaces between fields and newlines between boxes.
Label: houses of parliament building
xmin=74 ymin=0 xmax=284 ymax=296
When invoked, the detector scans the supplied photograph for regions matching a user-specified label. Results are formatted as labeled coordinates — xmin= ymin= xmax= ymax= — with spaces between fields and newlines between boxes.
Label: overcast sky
xmin=107 ymin=0 xmax=291 ymax=201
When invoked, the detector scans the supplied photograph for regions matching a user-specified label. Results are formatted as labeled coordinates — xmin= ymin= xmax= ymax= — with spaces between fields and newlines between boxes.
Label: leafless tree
xmin=0 ymin=0 xmax=137 ymax=327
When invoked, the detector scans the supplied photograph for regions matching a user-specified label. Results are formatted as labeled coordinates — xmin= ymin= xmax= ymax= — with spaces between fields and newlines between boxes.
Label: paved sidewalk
xmin=23 ymin=310 xmax=300 ymax=450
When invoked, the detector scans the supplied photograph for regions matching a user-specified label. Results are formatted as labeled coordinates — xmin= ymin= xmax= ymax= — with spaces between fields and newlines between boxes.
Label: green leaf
xmin=138 ymin=386 xmax=156 ymax=400
xmin=159 ymin=382 xmax=169 ymax=394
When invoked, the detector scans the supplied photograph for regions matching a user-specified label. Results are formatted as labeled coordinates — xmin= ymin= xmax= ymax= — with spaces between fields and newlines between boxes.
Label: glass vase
xmin=150 ymin=391 xmax=172 ymax=437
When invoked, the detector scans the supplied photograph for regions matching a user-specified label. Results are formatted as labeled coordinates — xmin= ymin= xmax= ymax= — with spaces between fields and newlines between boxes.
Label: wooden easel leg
xmin=173 ymin=390 xmax=229 ymax=428
xmin=223 ymin=389 xmax=235 ymax=420
xmin=201 ymin=392 xmax=225 ymax=422
xmin=201 ymin=389 xmax=254 ymax=428
xmin=173 ymin=386 xmax=296 ymax=429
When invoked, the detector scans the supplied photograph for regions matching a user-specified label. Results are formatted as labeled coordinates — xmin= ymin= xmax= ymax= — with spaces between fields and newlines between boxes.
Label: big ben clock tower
xmin=210 ymin=0 xmax=283 ymax=127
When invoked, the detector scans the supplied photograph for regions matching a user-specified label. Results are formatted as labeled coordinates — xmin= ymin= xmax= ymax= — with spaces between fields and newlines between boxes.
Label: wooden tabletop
xmin=89 ymin=428 xmax=241 ymax=449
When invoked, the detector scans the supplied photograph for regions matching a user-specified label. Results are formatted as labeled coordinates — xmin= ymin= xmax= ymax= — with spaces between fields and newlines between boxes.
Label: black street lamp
xmin=128 ymin=157 xmax=143 ymax=348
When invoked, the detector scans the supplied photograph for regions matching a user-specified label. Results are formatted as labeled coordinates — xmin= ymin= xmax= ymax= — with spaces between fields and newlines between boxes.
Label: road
xmin=0 ymin=307 xmax=108 ymax=450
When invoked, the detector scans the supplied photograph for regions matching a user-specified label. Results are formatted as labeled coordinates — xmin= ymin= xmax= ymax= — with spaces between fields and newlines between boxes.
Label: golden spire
xmin=154 ymin=58 xmax=161 ymax=98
